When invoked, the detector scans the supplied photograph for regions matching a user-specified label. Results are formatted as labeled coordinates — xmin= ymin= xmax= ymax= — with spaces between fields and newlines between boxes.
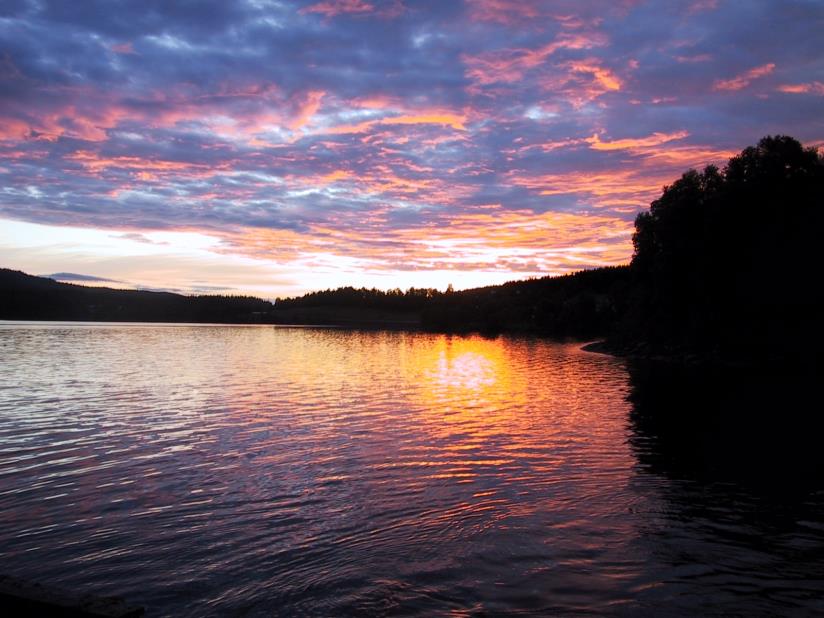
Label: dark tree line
xmin=0 ymin=269 xmax=275 ymax=323
xmin=270 ymin=269 xmax=631 ymax=336
xmin=625 ymin=135 xmax=824 ymax=360
xmin=274 ymin=286 xmax=440 ymax=312
xmin=420 ymin=266 xmax=630 ymax=337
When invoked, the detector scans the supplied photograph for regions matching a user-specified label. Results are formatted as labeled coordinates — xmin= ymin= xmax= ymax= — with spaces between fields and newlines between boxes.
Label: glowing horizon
xmin=1 ymin=1 xmax=823 ymax=297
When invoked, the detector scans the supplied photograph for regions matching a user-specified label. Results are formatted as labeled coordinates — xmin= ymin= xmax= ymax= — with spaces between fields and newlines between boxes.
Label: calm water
xmin=1 ymin=322 xmax=822 ymax=616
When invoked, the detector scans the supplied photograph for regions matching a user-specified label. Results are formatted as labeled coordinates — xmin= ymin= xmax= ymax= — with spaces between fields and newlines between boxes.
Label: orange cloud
xmin=713 ymin=63 xmax=775 ymax=91
xmin=587 ymin=130 xmax=689 ymax=151
xmin=509 ymin=140 xmax=733 ymax=212
xmin=288 ymin=90 xmax=326 ymax=129
xmin=777 ymin=82 xmax=824 ymax=95
xmin=522 ymin=58 xmax=623 ymax=106
xmin=31 ymin=105 xmax=134 ymax=142
xmin=512 ymin=169 xmax=667 ymax=210
xmin=321 ymin=110 xmax=467 ymax=135
xmin=65 ymin=150 xmax=224 ymax=181
xmin=320 ymin=169 xmax=351 ymax=183
xmin=0 ymin=84 xmax=337 ymax=147
xmin=563 ymin=58 xmax=622 ymax=92
xmin=385 ymin=114 xmax=467 ymax=131
xmin=466 ymin=0 xmax=542 ymax=24
xmin=225 ymin=206 xmax=634 ymax=276
xmin=540 ymin=136 xmax=591 ymax=152
xmin=627 ymin=144 xmax=737 ymax=167
xmin=463 ymin=32 xmax=605 ymax=86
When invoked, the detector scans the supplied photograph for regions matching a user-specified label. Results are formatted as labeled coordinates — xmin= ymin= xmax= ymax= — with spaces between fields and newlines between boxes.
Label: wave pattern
xmin=0 ymin=323 xmax=822 ymax=616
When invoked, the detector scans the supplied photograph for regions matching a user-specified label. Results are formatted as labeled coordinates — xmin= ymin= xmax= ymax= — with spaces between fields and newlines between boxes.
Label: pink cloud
xmin=587 ymin=130 xmax=689 ymax=151
xmin=508 ymin=138 xmax=734 ymax=212
xmin=713 ymin=63 xmax=775 ymax=91
xmin=110 ymin=42 xmax=135 ymax=54
xmin=462 ymin=32 xmax=607 ymax=86
xmin=0 ymin=82 xmax=340 ymax=146
xmin=687 ymin=0 xmax=719 ymax=14
xmin=531 ymin=58 xmax=623 ymax=106
xmin=320 ymin=109 xmax=468 ymax=135
xmin=225 ymin=207 xmax=634 ymax=275
xmin=300 ymin=0 xmax=404 ymax=18
xmin=0 ymin=117 xmax=33 ymax=141
xmin=466 ymin=0 xmax=639 ymax=26
xmin=563 ymin=58 xmax=622 ymax=92
xmin=64 ymin=150 xmax=227 ymax=183
xmin=675 ymin=53 xmax=712 ymax=63
xmin=777 ymin=81 xmax=824 ymax=95
xmin=288 ymin=90 xmax=326 ymax=129
xmin=466 ymin=0 xmax=542 ymax=24
xmin=302 ymin=0 xmax=374 ymax=16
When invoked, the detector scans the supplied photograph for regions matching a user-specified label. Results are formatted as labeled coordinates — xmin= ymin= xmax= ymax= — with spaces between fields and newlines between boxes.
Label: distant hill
xmin=269 ymin=268 xmax=630 ymax=336
xmin=0 ymin=266 xmax=629 ymax=337
xmin=0 ymin=269 xmax=275 ymax=324
xmin=420 ymin=266 xmax=631 ymax=337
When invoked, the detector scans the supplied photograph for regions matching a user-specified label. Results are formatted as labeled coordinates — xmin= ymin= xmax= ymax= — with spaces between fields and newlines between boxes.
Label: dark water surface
xmin=1 ymin=322 xmax=822 ymax=616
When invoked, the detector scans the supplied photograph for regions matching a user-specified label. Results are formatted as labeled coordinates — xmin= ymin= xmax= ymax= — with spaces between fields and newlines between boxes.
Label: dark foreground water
xmin=1 ymin=322 xmax=822 ymax=616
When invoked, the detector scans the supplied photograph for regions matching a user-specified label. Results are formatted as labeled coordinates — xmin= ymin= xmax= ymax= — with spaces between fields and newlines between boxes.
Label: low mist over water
xmin=1 ymin=323 xmax=822 ymax=615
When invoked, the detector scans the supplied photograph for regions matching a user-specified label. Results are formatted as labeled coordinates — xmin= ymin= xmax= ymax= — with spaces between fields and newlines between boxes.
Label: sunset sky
xmin=1 ymin=0 xmax=823 ymax=297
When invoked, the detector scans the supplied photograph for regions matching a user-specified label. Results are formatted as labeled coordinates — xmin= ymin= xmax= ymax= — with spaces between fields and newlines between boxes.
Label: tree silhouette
xmin=629 ymin=135 xmax=824 ymax=360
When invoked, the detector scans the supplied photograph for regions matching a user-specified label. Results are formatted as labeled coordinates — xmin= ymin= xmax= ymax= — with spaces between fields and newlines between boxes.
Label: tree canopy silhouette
xmin=629 ymin=135 xmax=824 ymax=360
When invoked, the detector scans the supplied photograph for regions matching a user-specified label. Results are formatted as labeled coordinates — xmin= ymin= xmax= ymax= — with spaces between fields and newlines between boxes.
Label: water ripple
xmin=0 ymin=323 xmax=823 ymax=616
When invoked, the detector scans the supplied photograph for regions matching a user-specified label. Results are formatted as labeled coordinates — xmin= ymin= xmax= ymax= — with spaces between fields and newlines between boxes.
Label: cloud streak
xmin=713 ymin=63 xmax=776 ymax=92
xmin=0 ymin=0 xmax=822 ymax=294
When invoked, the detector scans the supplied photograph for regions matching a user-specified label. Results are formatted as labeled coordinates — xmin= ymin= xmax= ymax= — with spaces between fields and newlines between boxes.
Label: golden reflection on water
xmin=196 ymin=332 xmax=634 ymax=478
xmin=2 ymin=324 xmax=823 ymax=616
xmin=425 ymin=337 xmax=506 ymax=393
xmin=412 ymin=336 xmax=522 ymax=450
xmin=381 ymin=334 xmax=633 ymax=494
xmin=0 ymin=325 xmax=649 ymax=616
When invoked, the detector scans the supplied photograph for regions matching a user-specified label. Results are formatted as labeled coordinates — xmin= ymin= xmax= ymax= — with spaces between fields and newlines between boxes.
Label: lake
xmin=1 ymin=322 xmax=822 ymax=616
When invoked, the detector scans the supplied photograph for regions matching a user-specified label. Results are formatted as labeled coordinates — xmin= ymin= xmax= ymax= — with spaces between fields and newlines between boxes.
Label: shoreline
xmin=580 ymin=338 xmax=739 ymax=367
xmin=580 ymin=339 xmax=818 ymax=373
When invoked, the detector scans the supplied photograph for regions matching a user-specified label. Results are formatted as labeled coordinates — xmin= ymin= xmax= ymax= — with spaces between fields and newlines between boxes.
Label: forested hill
xmin=270 ymin=266 xmax=631 ymax=335
xmin=420 ymin=267 xmax=630 ymax=337
xmin=0 ymin=269 xmax=275 ymax=323
xmin=0 ymin=266 xmax=630 ymax=336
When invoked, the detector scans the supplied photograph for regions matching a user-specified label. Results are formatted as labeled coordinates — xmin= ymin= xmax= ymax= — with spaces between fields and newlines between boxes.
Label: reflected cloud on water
xmin=0 ymin=324 xmax=822 ymax=615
